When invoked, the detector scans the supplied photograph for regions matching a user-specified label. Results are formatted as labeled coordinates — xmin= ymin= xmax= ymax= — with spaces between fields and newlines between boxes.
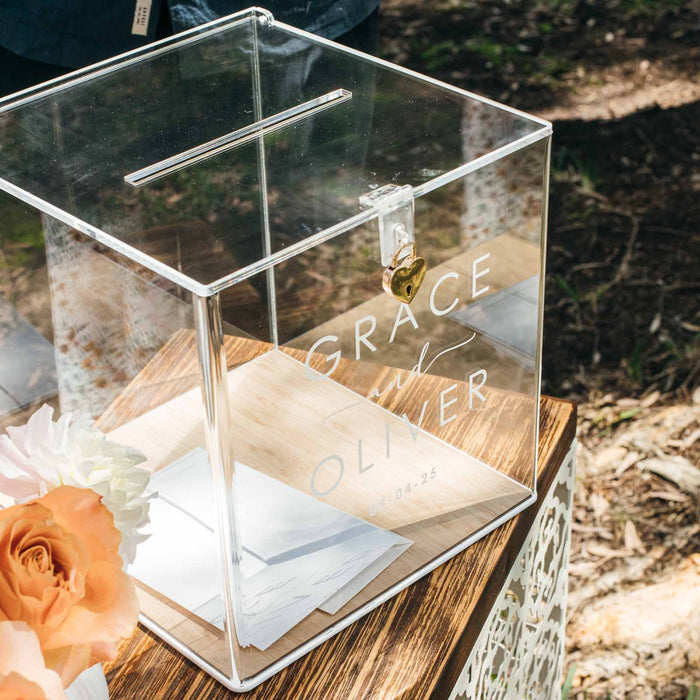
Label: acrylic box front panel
xmin=98 ymin=334 xmax=238 ymax=679
xmin=0 ymin=210 xmax=238 ymax=677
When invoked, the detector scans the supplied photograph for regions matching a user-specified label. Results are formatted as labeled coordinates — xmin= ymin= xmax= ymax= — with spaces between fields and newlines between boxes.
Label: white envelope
xmin=131 ymin=448 xmax=411 ymax=650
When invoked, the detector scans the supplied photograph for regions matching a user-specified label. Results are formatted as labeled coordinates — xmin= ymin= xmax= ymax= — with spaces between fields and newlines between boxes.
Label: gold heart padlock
xmin=382 ymin=242 xmax=427 ymax=304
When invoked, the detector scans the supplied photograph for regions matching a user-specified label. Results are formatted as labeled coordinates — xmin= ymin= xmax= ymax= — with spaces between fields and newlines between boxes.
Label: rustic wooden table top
xmin=103 ymin=348 xmax=575 ymax=700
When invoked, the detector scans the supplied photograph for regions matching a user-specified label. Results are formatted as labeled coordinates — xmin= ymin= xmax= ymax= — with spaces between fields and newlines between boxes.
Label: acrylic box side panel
xmin=0 ymin=204 xmax=241 ymax=679
xmin=0 ymin=205 xmax=199 ymax=429
xmin=279 ymin=137 xmax=548 ymax=491
xmin=0 ymin=193 xmax=56 ymax=433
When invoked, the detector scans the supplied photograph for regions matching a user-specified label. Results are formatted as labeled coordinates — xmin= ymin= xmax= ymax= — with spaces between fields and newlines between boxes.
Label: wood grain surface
xmin=98 ymin=333 xmax=533 ymax=679
xmin=101 ymin=330 xmax=575 ymax=699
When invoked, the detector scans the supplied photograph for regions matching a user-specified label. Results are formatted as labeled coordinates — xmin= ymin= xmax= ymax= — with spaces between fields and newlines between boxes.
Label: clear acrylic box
xmin=0 ymin=7 xmax=551 ymax=691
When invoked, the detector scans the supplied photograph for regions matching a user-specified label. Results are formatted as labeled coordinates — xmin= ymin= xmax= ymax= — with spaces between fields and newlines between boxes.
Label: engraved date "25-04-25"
xmin=368 ymin=466 xmax=438 ymax=517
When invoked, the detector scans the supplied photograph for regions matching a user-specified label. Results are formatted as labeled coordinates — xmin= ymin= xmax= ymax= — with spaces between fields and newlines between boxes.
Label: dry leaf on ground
xmin=638 ymin=456 xmax=700 ymax=495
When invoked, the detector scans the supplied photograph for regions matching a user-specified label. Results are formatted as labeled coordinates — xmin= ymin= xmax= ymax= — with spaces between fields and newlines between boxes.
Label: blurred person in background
xmin=0 ymin=0 xmax=379 ymax=96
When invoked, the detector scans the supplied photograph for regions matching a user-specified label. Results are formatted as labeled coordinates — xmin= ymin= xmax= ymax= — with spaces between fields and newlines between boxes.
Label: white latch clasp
xmin=359 ymin=184 xmax=415 ymax=267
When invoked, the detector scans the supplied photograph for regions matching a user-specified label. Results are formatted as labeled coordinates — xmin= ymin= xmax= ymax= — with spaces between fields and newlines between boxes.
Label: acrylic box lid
xmin=0 ymin=7 xmax=550 ymax=296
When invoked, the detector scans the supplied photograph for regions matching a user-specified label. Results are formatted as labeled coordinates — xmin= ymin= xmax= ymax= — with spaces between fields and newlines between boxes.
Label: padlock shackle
xmin=390 ymin=242 xmax=417 ymax=268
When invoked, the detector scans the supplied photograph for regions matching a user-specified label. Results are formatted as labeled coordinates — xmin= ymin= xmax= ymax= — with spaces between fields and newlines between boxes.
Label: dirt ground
xmin=378 ymin=1 xmax=699 ymax=697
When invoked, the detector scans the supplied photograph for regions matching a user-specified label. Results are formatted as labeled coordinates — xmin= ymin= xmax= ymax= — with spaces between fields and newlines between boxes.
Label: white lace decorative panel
xmin=43 ymin=216 xmax=191 ymax=418
xmin=449 ymin=440 xmax=576 ymax=700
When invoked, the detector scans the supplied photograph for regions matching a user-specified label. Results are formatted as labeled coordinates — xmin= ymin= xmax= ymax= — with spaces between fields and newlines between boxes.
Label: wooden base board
xmin=97 ymin=332 xmax=536 ymax=680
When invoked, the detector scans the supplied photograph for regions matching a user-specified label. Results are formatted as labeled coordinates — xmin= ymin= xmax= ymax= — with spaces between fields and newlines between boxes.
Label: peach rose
xmin=0 ymin=621 xmax=66 ymax=700
xmin=0 ymin=486 xmax=138 ymax=687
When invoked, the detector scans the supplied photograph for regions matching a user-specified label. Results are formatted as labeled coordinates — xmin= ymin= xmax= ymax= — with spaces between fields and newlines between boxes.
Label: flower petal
xmin=0 ymin=621 xmax=67 ymax=700
xmin=39 ymin=487 xmax=122 ymax=569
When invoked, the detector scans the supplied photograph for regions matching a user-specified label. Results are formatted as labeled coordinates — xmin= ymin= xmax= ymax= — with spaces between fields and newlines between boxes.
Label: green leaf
xmin=561 ymin=664 xmax=576 ymax=699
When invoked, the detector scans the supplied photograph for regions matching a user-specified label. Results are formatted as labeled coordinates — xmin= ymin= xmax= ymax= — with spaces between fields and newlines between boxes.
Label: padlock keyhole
xmin=406 ymin=284 xmax=413 ymax=296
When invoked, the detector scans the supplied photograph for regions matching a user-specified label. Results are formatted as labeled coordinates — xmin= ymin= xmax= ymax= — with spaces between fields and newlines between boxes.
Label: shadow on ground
xmin=544 ymin=100 xmax=699 ymax=401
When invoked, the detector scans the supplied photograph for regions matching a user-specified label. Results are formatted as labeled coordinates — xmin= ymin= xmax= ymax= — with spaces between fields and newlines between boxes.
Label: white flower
xmin=0 ymin=404 xmax=151 ymax=565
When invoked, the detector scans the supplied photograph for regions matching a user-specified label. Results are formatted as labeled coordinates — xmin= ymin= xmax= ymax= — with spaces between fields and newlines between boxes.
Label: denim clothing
xmin=0 ymin=0 xmax=378 ymax=69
